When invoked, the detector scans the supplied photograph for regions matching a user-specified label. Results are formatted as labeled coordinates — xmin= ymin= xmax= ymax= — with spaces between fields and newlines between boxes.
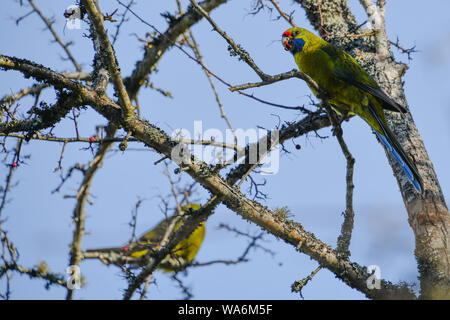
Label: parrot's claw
xmin=330 ymin=112 xmax=349 ymax=136
xmin=337 ymin=111 xmax=350 ymax=126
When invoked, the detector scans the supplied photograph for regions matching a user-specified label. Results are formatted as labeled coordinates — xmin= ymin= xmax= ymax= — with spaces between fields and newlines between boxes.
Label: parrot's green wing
xmin=139 ymin=217 xmax=173 ymax=242
xmin=320 ymin=45 xmax=407 ymax=113
xmin=85 ymin=203 xmax=206 ymax=271
xmin=138 ymin=204 xmax=202 ymax=242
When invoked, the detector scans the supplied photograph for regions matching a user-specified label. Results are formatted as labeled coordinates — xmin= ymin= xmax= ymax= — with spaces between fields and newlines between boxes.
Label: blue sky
xmin=0 ymin=0 xmax=448 ymax=299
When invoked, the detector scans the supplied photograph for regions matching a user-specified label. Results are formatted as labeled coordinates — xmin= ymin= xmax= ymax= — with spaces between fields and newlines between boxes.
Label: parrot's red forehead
xmin=282 ymin=30 xmax=292 ymax=38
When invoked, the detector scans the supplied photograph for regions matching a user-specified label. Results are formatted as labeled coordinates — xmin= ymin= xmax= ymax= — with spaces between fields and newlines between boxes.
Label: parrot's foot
xmin=337 ymin=111 xmax=350 ymax=125
xmin=331 ymin=112 xmax=350 ymax=136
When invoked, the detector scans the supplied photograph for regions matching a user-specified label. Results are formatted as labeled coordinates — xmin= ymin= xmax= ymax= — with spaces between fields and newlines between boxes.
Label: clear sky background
xmin=0 ymin=0 xmax=449 ymax=299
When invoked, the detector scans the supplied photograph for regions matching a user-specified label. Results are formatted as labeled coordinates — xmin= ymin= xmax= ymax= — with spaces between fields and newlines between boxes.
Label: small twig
xmin=0 ymin=139 xmax=22 ymax=217
xmin=389 ymin=38 xmax=417 ymax=61
xmin=1 ymin=262 xmax=67 ymax=289
xmin=54 ymin=141 xmax=68 ymax=172
xmin=15 ymin=10 xmax=34 ymax=25
xmin=0 ymin=230 xmax=18 ymax=299
xmin=143 ymin=81 xmax=173 ymax=98
xmin=139 ymin=274 xmax=153 ymax=300
xmin=171 ymin=274 xmax=193 ymax=300
xmin=103 ymin=8 xmax=119 ymax=22
xmin=323 ymin=105 xmax=355 ymax=258
xmin=189 ymin=0 xmax=269 ymax=81
xmin=0 ymin=84 xmax=48 ymax=109
xmin=154 ymin=155 xmax=169 ymax=165
xmin=66 ymin=124 xmax=117 ymax=300
xmin=112 ymin=0 xmax=134 ymax=45
xmin=164 ymin=163 xmax=183 ymax=215
xmin=52 ymin=164 xmax=84 ymax=194
xmin=291 ymin=266 xmax=322 ymax=298
xmin=191 ymin=226 xmax=273 ymax=268
xmin=247 ymin=174 xmax=267 ymax=201
xmin=267 ymin=0 xmax=297 ymax=27
xmin=230 ymin=69 xmax=319 ymax=113
xmin=0 ymin=133 xmax=138 ymax=144
xmin=217 ymin=223 xmax=275 ymax=259
xmin=128 ymin=197 xmax=146 ymax=244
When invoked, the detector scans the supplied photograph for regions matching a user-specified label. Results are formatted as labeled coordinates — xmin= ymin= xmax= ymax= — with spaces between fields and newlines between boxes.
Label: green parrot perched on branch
xmin=282 ymin=27 xmax=423 ymax=193
xmin=85 ymin=203 xmax=205 ymax=272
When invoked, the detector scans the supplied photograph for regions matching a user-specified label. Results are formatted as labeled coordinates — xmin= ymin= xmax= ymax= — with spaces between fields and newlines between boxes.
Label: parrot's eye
xmin=292 ymin=30 xmax=299 ymax=37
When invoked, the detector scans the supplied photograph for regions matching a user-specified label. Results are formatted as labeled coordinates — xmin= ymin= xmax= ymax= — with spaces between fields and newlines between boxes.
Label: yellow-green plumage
xmin=86 ymin=203 xmax=205 ymax=272
xmin=282 ymin=27 xmax=423 ymax=192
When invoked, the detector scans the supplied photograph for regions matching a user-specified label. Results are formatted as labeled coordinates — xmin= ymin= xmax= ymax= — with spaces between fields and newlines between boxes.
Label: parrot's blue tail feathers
xmin=374 ymin=131 xmax=422 ymax=193
xmin=368 ymin=105 xmax=423 ymax=193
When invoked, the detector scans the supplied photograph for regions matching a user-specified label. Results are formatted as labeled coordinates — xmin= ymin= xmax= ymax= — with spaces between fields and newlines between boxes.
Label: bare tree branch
xmin=66 ymin=124 xmax=117 ymax=299
xmin=82 ymin=0 xmax=134 ymax=118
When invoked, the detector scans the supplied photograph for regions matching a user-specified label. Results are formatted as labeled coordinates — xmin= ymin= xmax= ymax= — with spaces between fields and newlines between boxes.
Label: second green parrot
xmin=282 ymin=27 xmax=423 ymax=193
xmin=85 ymin=203 xmax=205 ymax=272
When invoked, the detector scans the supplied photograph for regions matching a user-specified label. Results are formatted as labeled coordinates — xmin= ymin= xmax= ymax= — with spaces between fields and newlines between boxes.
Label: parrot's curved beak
xmin=282 ymin=35 xmax=292 ymax=51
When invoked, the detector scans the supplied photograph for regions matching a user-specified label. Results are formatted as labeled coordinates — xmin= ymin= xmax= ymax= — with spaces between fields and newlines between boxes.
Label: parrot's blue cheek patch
xmin=291 ymin=38 xmax=305 ymax=54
